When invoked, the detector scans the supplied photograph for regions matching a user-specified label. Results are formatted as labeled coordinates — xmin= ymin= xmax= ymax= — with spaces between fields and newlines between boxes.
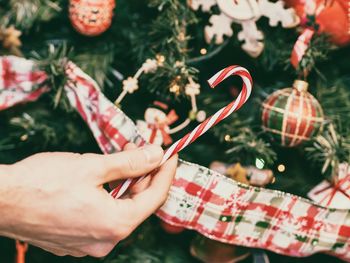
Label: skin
xmin=0 ymin=143 xmax=178 ymax=257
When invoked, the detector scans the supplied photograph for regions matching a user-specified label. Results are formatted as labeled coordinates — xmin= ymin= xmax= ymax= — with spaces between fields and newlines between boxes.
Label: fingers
xmin=128 ymin=176 xmax=151 ymax=195
xmin=123 ymin=143 xmax=137 ymax=151
xmin=108 ymin=143 xmax=137 ymax=190
xmin=119 ymin=155 xmax=178 ymax=226
xmin=120 ymin=143 xmax=152 ymax=194
xmin=93 ymin=144 xmax=164 ymax=184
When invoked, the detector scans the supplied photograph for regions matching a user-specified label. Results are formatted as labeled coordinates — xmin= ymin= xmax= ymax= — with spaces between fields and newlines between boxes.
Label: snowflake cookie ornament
xmin=188 ymin=0 xmax=300 ymax=57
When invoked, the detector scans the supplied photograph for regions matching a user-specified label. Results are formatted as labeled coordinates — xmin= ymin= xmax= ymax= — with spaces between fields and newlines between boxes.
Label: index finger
xmin=117 ymin=155 xmax=178 ymax=226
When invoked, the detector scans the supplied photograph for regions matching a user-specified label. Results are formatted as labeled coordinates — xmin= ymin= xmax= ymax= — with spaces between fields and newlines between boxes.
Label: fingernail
xmin=142 ymin=145 xmax=163 ymax=163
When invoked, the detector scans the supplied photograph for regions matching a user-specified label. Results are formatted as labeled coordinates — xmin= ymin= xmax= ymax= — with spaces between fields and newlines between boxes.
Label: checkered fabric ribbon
xmin=1 ymin=56 xmax=349 ymax=261
xmin=0 ymin=56 xmax=47 ymax=110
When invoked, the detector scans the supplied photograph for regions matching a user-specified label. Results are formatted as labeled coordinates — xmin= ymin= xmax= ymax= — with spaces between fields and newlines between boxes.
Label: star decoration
xmin=0 ymin=26 xmax=22 ymax=50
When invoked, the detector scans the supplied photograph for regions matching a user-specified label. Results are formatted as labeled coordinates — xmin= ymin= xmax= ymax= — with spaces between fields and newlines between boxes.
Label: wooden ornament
xmin=189 ymin=0 xmax=300 ymax=57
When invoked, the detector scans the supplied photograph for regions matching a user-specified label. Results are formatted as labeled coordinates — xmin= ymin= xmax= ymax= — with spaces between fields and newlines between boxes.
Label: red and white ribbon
xmin=111 ymin=65 xmax=253 ymax=198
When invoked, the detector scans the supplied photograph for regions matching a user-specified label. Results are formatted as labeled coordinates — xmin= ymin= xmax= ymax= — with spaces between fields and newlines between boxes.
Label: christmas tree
xmin=0 ymin=0 xmax=349 ymax=262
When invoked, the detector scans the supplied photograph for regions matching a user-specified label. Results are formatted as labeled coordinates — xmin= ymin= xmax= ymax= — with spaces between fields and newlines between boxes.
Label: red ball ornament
xmin=160 ymin=220 xmax=185 ymax=234
xmin=262 ymin=80 xmax=324 ymax=147
xmin=69 ymin=0 xmax=116 ymax=36
xmin=285 ymin=0 xmax=350 ymax=46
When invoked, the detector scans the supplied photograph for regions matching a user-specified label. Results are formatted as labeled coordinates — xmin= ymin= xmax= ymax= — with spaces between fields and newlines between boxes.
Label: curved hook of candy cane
xmin=161 ymin=65 xmax=253 ymax=164
xmin=111 ymin=65 xmax=253 ymax=198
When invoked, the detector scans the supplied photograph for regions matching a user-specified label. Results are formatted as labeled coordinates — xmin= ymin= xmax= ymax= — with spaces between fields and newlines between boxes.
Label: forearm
xmin=0 ymin=164 xmax=17 ymax=238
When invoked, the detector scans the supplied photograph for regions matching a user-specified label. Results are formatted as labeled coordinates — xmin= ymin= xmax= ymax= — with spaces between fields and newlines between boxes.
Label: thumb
xmin=95 ymin=145 xmax=164 ymax=184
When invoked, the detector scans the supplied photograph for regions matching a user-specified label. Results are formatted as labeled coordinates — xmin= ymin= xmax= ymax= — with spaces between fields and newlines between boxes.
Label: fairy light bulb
xmin=277 ymin=164 xmax=286 ymax=172
xmin=255 ymin=158 xmax=265 ymax=169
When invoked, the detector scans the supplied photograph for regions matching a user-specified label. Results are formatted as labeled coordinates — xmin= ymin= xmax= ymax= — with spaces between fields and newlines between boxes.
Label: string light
xmin=255 ymin=158 xmax=265 ymax=169
xmin=174 ymin=61 xmax=184 ymax=67
xmin=278 ymin=164 xmax=286 ymax=172
xmin=20 ymin=134 xmax=28 ymax=141
xmin=156 ymin=54 xmax=165 ymax=64
xmin=169 ymin=84 xmax=180 ymax=95
xmin=224 ymin=134 xmax=231 ymax=142
xmin=200 ymin=48 xmax=207 ymax=55
xmin=178 ymin=32 xmax=186 ymax=41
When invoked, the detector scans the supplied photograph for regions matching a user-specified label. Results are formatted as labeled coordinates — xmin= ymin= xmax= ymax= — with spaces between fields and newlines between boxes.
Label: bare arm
xmin=0 ymin=144 xmax=177 ymax=257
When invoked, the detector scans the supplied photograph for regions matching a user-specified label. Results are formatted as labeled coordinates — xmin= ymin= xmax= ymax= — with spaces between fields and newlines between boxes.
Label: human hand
xmin=0 ymin=144 xmax=178 ymax=257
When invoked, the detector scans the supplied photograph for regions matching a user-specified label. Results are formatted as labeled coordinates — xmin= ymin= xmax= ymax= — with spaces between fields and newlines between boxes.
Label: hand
xmin=0 ymin=144 xmax=178 ymax=257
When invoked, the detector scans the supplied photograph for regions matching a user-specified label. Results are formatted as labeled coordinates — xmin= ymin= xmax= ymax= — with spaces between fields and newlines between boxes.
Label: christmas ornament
xmin=189 ymin=0 xmax=300 ymax=57
xmin=136 ymin=101 xmax=179 ymax=146
xmin=308 ymin=163 xmax=350 ymax=209
xmin=136 ymin=100 xmax=205 ymax=146
xmin=185 ymin=77 xmax=208 ymax=123
xmin=160 ymin=220 xmax=185 ymax=234
xmin=117 ymin=58 xmax=205 ymax=146
xmin=0 ymin=26 xmax=22 ymax=56
xmin=114 ymin=58 xmax=159 ymax=106
xmin=69 ymin=0 xmax=116 ymax=36
xmin=115 ymin=57 xmax=205 ymax=133
xmin=210 ymin=161 xmax=274 ymax=187
xmin=262 ymin=80 xmax=324 ymax=147
xmin=285 ymin=0 xmax=350 ymax=46
xmin=1 ymin=56 xmax=350 ymax=261
xmin=111 ymin=65 xmax=253 ymax=199
xmin=290 ymin=28 xmax=315 ymax=68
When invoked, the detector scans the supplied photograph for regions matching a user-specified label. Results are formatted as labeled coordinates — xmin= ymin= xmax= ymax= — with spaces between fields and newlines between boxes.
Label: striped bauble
xmin=262 ymin=80 xmax=324 ymax=147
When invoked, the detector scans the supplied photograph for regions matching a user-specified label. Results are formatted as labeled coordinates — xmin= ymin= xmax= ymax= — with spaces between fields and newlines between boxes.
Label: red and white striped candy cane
xmin=111 ymin=65 xmax=253 ymax=198
xmin=290 ymin=28 xmax=315 ymax=68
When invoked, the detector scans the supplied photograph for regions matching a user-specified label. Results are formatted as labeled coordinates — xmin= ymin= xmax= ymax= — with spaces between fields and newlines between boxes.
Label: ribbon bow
xmin=315 ymin=174 xmax=350 ymax=207
xmin=308 ymin=163 xmax=350 ymax=209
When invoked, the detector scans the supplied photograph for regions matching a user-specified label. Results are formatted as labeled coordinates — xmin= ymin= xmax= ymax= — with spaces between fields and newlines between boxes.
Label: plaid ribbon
xmin=1 ymin=56 xmax=349 ymax=261
xmin=0 ymin=56 xmax=48 ymax=110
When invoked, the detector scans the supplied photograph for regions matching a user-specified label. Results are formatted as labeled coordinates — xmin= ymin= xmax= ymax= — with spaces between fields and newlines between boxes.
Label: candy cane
xmin=111 ymin=65 xmax=253 ymax=198
xmin=290 ymin=28 xmax=315 ymax=69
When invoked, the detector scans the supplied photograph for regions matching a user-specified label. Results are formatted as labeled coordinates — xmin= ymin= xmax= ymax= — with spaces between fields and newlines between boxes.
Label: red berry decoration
xmin=262 ymin=80 xmax=324 ymax=147
xmin=69 ymin=0 xmax=116 ymax=36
